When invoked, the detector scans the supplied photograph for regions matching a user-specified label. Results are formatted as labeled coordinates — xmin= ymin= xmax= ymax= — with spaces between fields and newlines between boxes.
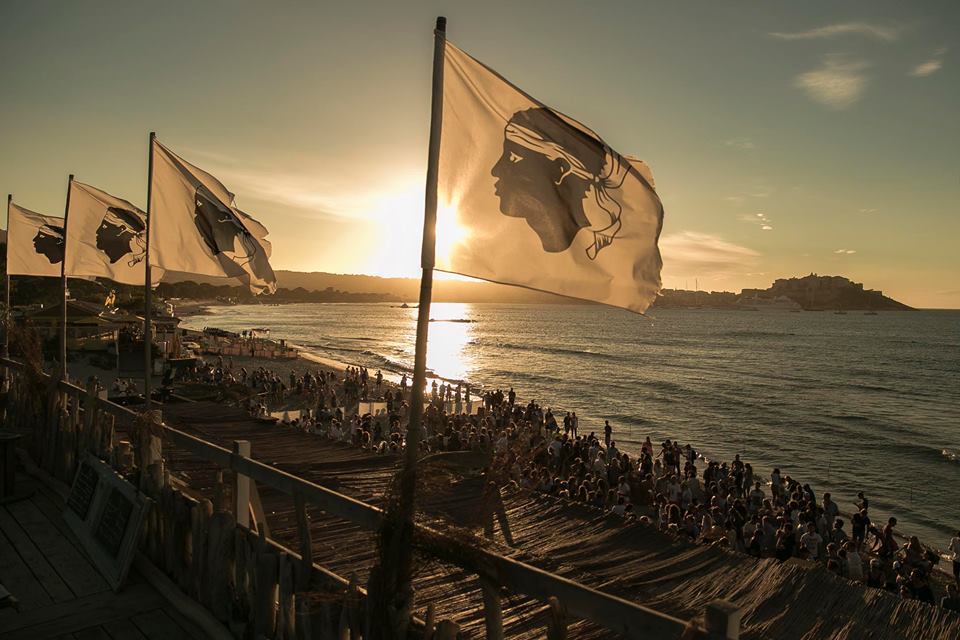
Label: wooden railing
xmin=0 ymin=357 xmax=741 ymax=639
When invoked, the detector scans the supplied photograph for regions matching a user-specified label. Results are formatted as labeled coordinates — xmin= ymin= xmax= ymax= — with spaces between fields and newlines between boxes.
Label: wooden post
xmin=144 ymin=131 xmax=155 ymax=408
xmin=383 ymin=17 xmax=447 ymax=636
xmin=546 ymin=596 xmax=567 ymax=640
xmin=294 ymin=492 xmax=313 ymax=591
xmin=233 ymin=440 xmax=251 ymax=528
xmin=60 ymin=174 xmax=74 ymax=381
xmin=480 ymin=576 xmax=504 ymax=640
xmin=704 ymin=600 xmax=741 ymax=640
xmin=433 ymin=620 xmax=460 ymax=640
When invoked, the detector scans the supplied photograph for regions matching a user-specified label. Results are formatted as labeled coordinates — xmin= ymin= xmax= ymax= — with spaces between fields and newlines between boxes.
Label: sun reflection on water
xmin=408 ymin=302 xmax=474 ymax=382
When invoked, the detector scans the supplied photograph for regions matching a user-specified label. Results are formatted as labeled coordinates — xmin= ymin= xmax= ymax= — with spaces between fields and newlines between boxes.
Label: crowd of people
xmin=180 ymin=354 xmax=960 ymax=613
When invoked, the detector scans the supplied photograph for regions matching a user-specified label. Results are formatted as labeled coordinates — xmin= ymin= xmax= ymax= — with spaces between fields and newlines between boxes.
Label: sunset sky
xmin=1 ymin=0 xmax=958 ymax=308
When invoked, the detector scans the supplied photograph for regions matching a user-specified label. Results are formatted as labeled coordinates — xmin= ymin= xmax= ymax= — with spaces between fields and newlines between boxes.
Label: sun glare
xmin=435 ymin=202 xmax=468 ymax=264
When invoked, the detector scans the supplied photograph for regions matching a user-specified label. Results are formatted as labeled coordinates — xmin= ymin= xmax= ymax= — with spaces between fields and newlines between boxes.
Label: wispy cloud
xmin=770 ymin=22 xmax=900 ymax=42
xmin=910 ymin=60 xmax=942 ymax=77
xmin=739 ymin=212 xmax=774 ymax=231
xmin=660 ymin=231 xmax=761 ymax=277
xmin=724 ymin=137 xmax=755 ymax=150
xmin=910 ymin=48 xmax=946 ymax=77
xmin=794 ymin=56 xmax=869 ymax=109
xmin=859 ymin=207 xmax=878 ymax=214
xmin=834 ymin=248 xmax=857 ymax=254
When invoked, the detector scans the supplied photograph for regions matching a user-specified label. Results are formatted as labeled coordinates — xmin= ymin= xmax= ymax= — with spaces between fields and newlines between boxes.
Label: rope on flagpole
xmin=375 ymin=15 xmax=446 ymax=639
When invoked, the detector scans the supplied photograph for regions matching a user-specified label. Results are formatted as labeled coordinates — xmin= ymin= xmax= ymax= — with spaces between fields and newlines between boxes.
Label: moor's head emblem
xmin=193 ymin=186 xmax=257 ymax=267
xmin=96 ymin=206 xmax=147 ymax=266
xmin=491 ymin=107 xmax=627 ymax=259
xmin=33 ymin=223 xmax=65 ymax=264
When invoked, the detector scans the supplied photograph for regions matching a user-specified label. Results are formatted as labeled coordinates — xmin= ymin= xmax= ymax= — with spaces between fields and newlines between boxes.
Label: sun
xmin=435 ymin=202 xmax=468 ymax=265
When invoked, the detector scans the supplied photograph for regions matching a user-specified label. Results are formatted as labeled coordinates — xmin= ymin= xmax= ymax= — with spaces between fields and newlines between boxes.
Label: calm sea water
xmin=182 ymin=303 xmax=960 ymax=547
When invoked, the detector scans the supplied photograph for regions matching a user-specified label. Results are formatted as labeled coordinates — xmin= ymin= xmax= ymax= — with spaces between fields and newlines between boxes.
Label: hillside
xmin=162 ymin=270 xmax=570 ymax=304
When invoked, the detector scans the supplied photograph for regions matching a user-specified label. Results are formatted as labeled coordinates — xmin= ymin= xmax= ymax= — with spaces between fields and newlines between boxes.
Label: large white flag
xmin=6 ymin=201 xmax=64 ymax=277
xmin=65 ymin=181 xmax=163 ymax=285
xmin=150 ymin=139 xmax=277 ymax=294
xmin=435 ymin=42 xmax=663 ymax=313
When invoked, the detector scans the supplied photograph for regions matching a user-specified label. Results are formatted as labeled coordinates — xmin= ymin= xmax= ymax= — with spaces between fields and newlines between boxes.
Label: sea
xmin=181 ymin=302 xmax=960 ymax=549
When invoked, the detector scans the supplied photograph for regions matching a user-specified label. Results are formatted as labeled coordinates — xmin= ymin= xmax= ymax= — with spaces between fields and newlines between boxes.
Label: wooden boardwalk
xmin=0 ymin=474 xmax=207 ymax=640
xmin=158 ymin=401 xmax=960 ymax=640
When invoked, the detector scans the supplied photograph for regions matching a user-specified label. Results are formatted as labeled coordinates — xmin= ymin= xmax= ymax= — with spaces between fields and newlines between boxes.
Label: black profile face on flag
xmin=194 ymin=185 xmax=257 ymax=268
xmin=491 ymin=108 xmax=626 ymax=259
xmin=33 ymin=223 xmax=65 ymax=264
xmin=96 ymin=206 xmax=147 ymax=265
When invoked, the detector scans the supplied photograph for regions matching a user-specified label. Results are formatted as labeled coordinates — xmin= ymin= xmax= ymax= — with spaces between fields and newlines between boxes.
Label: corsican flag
xmin=435 ymin=42 xmax=663 ymax=313
xmin=6 ymin=200 xmax=65 ymax=277
xmin=65 ymin=181 xmax=163 ymax=285
xmin=150 ymin=138 xmax=277 ymax=294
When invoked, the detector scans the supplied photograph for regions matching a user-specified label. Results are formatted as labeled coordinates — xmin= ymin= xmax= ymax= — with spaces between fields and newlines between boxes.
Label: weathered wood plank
xmin=7 ymin=495 xmax=110 ymax=597
xmin=0 ymin=582 xmax=165 ymax=639
xmin=101 ymin=617 xmax=148 ymax=640
xmin=130 ymin=609 xmax=189 ymax=640
xmin=72 ymin=625 xmax=112 ymax=640
xmin=0 ymin=504 xmax=74 ymax=603
xmin=0 ymin=518 xmax=53 ymax=611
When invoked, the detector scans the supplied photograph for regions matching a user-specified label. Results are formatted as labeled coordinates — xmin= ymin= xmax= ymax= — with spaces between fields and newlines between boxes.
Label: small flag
xmin=150 ymin=138 xmax=277 ymax=294
xmin=435 ymin=42 xmax=663 ymax=313
xmin=6 ymin=200 xmax=65 ymax=277
xmin=65 ymin=181 xmax=163 ymax=285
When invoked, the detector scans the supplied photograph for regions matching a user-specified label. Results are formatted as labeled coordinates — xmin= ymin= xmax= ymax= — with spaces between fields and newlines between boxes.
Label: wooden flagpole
xmin=60 ymin=174 xmax=74 ymax=380
xmin=3 ymin=194 xmax=10 ymax=359
xmin=380 ymin=15 xmax=446 ymax=637
xmin=143 ymin=132 xmax=156 ymax=409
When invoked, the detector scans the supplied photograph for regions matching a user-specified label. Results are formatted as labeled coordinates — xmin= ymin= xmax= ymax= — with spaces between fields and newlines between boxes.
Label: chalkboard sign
xmin=63 ymin=454 xmax=151 ymax=590
xmin=94 ymin=487 xmax=134 ymax=558
xmin=67 ymin=461 xmax=100 ymax=520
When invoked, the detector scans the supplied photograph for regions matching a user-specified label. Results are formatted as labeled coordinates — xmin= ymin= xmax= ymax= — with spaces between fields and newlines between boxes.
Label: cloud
xmin=910 ymin=53 xmax=945 ymax=77
xmin=794 ymin=56 xmax=869 ymax=109
xmin=660 ymin=231 xmax=761 ymax=278
xmin=770 ymin=23 xmax=900 ymax=42
xmin=739 ymin=212 xmax=774 ymax=231
xmin=724 ymin=137 xmax=755 ymax=150
xmin=833 ymin=249 xmax=857 ymax=254
xmin=859 ymin=207 xmax=878 ymax=214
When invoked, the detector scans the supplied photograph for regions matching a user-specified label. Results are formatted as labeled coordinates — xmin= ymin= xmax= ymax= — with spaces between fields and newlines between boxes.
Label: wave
xmin=718 ymin=330 xmax=798 ymax=339
xmin=484 ymin=340 xmax=621 ymax=361
xmin=429 ymin=318 xmax=476 ymax=323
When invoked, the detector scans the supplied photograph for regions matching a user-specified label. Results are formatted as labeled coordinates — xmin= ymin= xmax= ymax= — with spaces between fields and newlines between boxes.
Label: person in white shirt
xmin=844 ymin=542 xmax=864 ymax=581
xmin=800 ymin=522 xmax=823 ymax=561
xmin=950 ymin=530 xmax=960 ymax=584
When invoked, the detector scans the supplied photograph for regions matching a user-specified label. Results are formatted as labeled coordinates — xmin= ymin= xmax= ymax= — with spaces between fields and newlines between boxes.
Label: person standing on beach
xmin=950 ymin=530 xmax=960 ymax=585
xmin=801 ymin=522 xmax=823 ymax=561
xmin=571 ymin=412 xmax=579 ymax=437
xmin=604 ymin=420 xmax=613 ymax=448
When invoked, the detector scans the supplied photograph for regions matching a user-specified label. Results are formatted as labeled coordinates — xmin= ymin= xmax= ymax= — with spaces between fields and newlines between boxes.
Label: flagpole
xmin=3 ymin=194 xmax=11 ymax=359
xmin=60 ymin=175 xmax=74 ymax=381
xmin=144 ymin=132 xmax=155 ymax=409
xmin=382 ymin=15 xmax=445 ymax=635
